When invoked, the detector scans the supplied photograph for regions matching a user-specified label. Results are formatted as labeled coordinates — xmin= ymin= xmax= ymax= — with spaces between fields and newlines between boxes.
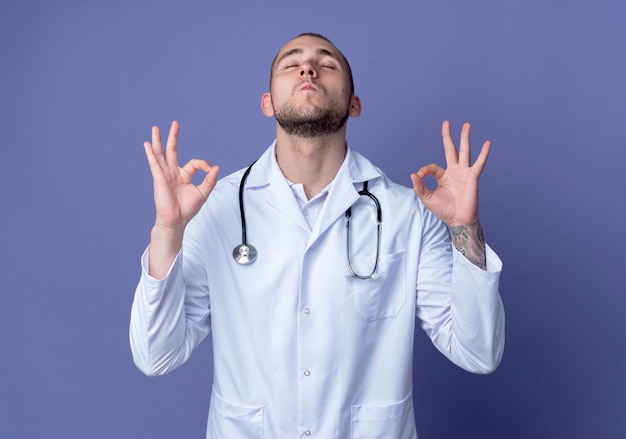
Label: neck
xmin=274 ymin=127 xmax=347 ymax=199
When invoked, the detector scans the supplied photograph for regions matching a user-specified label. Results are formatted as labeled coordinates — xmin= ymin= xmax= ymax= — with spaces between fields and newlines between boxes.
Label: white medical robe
xmin=130 ymin=142 xmax=505 ymax=438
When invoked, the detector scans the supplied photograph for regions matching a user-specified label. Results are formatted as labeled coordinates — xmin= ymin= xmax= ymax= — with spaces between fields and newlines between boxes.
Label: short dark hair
xmin=269 ymin=32 xmax=355 ymax=94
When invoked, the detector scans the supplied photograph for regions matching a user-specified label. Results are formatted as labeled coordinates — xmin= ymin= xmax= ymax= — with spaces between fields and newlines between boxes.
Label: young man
xmin=130 ymin=33 xmax=504 ymax=438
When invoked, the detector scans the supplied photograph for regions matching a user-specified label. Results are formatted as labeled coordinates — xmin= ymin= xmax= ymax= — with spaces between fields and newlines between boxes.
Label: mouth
xmin=299 ymin=83 xmax=318 ymax=92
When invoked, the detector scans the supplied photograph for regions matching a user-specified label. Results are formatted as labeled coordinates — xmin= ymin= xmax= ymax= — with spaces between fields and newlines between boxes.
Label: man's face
xmin=263 ymin=35 xmax=359 ymax=138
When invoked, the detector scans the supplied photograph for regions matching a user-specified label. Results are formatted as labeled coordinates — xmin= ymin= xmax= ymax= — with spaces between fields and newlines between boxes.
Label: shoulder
xmin=209 ymin=142 xmax=276 ymax=200
xmin=348 ymin=149 xmax=416 ymax=203
xmin=348 ymin=148 xmax=433 ymax=222
xmin=204 ymin=168 xmax=245 ymax=207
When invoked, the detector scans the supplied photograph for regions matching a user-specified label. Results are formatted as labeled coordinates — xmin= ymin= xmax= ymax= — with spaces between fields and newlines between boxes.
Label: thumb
xmin=410 ymin=173 xmax=431 ymax=202
xmin=197 ymin=166 xmax=220 ymax=202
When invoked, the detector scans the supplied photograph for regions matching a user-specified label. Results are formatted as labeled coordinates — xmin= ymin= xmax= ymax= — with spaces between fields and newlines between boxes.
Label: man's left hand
xmin=411 ymin=120 xmax=491 ymax=228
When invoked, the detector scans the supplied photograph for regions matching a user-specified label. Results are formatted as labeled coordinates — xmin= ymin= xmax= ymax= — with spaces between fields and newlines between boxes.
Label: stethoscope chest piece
xmin=233 ymin=161 xmax=258 ymax=265
xmin=233 ymin=161 xmax=381 ymax=275
xmin=233 ymin=243 xmax=257 ymax=265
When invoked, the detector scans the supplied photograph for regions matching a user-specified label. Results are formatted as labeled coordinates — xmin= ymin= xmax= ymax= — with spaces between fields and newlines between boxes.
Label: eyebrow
xmin=274 ymin=47 xmax=340 ymax=68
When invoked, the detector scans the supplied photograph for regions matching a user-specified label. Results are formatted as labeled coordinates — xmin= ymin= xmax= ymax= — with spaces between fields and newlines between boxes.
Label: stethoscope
xmin=233 ymin=162 xmax=382 ymax=279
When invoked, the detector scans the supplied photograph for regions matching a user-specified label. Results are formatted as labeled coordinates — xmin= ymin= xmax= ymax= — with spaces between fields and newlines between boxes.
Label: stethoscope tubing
xmin=232 ymin=161 xmax=258 ymax=264
xmin=345 ymin=181 xmax=382 ymax=279
xmin=233 ymin=162 xmax=382 ymax=279
xmin=238 ymin=161 xmax=257 ymax=247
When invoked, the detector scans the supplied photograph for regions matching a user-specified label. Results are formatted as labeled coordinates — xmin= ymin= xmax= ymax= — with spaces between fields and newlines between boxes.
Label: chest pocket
xmin=351 ymin=251 xmax=407 ymax=321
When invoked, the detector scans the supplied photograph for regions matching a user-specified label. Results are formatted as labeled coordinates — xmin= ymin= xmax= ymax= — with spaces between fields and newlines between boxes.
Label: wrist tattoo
xmin=449 ymin=221 xmax=487 ymax=270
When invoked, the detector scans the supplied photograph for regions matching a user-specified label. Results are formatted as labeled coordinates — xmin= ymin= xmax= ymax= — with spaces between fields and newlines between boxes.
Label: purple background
xmin=1 ymin=0 xmax=625 ymax=438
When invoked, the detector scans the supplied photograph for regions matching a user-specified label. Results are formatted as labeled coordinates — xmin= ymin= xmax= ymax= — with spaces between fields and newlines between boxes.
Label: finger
xmin=151 ymin=125 xmax=162 ymax=156
xmin=458 ymin=122 xmax=471 ymax=167
xmin=180 ymin=158 xmax=212 ymax=183
xmin=416 ymin=163 xmax=446 ymax=181
xmin=411 ymin=172 xmax=439 ymax=209
xmin=149 ymin=125 xmax=169 ymax=170
xmin=471 ymin=139 xmax=492 ymax=176
xmin=143 ymin=140 xmax=157 ymax=165
xmin=144 ymin=141 xmax=176 ymax=188
xmin=410 ymin=172 xmax=430 ymax=198
xmin=441 ymin=120 xmax=459 ymax=166
xmin=197 ymin=165 xmax=220 ymax=201
xmin=179 ymin=161 xmax=219 ymax=203
xmin=144 ymin=131 xmax=167 ymax=175
xmin=164 ymin=120 xmax=180 ymax=168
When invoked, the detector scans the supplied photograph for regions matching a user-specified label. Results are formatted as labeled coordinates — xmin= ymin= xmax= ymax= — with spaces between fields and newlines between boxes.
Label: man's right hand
xmin=143 ymin=121 xmax=219 ymax=278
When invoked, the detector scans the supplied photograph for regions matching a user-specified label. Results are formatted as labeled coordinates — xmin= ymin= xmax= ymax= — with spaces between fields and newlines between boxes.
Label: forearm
xmin=130 ymin=249 xmax=187 ymax=376
xmin=148 ymin=224 xmax=184 ymax=279
xmin=416 ymin=214 xmax=505 ymax=374
xmin=448 ymin=245 xmax=505 ymax=373
xmin=129 ymin=245 xmax=211 ymax=376
xmin=449 ymin=221 xmax=486 ymax=270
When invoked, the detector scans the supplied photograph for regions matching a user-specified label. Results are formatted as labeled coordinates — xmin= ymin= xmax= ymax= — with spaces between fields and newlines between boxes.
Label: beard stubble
xmin=273 ymin=92 xmax=350 ymax=138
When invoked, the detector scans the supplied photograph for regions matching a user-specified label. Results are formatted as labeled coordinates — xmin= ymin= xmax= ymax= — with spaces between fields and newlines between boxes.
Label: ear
xmin=349 ymin=95 xmax=362 ymax=117
xmin=261 ymin=92 xmax=275 ymax=117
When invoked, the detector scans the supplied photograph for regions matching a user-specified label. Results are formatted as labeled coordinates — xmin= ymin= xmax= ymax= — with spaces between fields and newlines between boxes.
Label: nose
xmin=299 ymin=62 xmax=317 ymax=78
